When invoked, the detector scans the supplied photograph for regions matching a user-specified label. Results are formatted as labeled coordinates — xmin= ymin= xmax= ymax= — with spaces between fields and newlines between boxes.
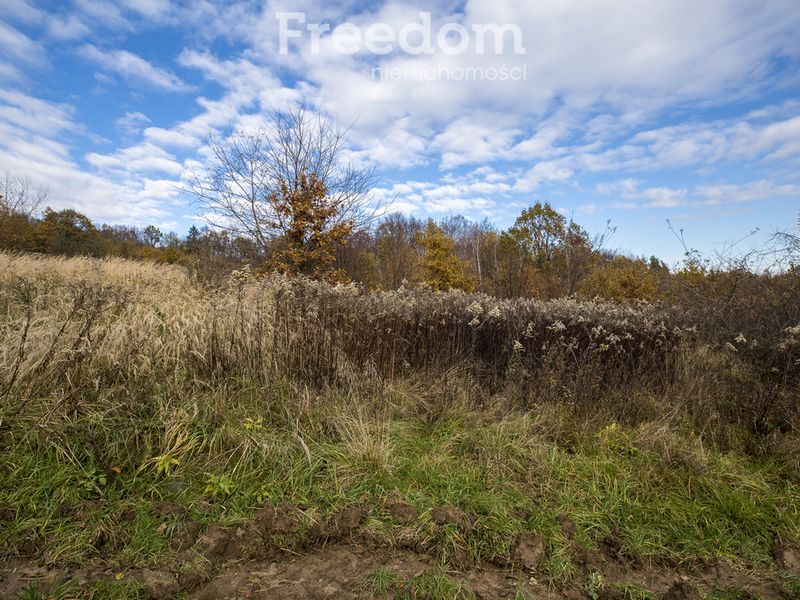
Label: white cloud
xmin=120 ymin=0 xmax=174 ymax=20
xmin=515 ymin=161 xmax=573 ymax=192
xmin=598 ymin=178 xmax=799 ymax=209
xmin=86 ymin=142 xmax=184 ymax=176
xmin=241 ymin=0 xmax=800 ymax=170
xmin=0 ymin=21 xmax=45 ymax=80
xmin=372 ymin=173 xmax=518 ymax=218
xmin=697 ymin=181 xmax=800 ymax=205
xmin=116 ymin=111 xmax=151 ymax=136
xmin=72 ymin=0 xmax=132 ymax=31
xmin=1 ymin=0 xmax=45 ymax=24
xmin=0 ymin=89 xmax=75 ymax=136
xmin=143 ymin=127 xmax=199 ymax=148
xmin=433 ymin=117 xmax=522 ymax=169
xmin=79 ymin=44 xmax=192 ymax=92
xmin=47 ymin=15 xmax=91 ymax=41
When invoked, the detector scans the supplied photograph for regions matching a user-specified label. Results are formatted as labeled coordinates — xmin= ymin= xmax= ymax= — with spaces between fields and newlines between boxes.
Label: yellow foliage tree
xmin=579 ymin=256 xmax=658 ymax=301
xmin=416 ymin=220 xmax=474 ymax=291
xmin=267 ymin=171 xmax=352 ymax=281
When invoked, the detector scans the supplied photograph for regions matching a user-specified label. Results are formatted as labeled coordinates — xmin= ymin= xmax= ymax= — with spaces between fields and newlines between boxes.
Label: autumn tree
xmin=0 ymin=173 xmax=48 ymax=252
xmin=488 ymin=231 xmax=536 ymax=298
xmin=507 ymin=202 xmax=567 ymax=265
xmin=187 ymin=107 xmax=378 ymax=280
xmin=35 ymin=208 xmax=102 ymax=256
xmin=579 ymin=255 xmax=658 ymax=301
xmin=142 ymin=225 xmax=163 ymax=247
xmin=560 ymin=220 xmax=599 ymax=294
xmin=439 ymin=216 xmax=499 ymax=291
xmin=417 ymin=220 xmax=474 ymax=291
xmin=503 ymin=201 xmax=600 ymax=297
xmin=267 ymin=171 xmax=352 ymax=280
xmin=774 ymin=215 xmax=800 ymax=264
xmin=374 ymin=214 xmax=423 ymax=289
xmin=336 ymin=229 xmax=378 ymax=286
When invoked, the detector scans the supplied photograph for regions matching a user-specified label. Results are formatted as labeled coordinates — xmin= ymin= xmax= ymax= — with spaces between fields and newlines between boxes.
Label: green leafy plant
xmin=243 ymin=416 xmax=264 ymax=431
xmin=78 ymin=466 xmax=107 ymax=492
xmin=153 ymin=454 xmax=180 ymax=477
xmin=15 ymin=580 xmax=76 ymax=600
xmin=204 ymin=473 xmax=235 ymax=498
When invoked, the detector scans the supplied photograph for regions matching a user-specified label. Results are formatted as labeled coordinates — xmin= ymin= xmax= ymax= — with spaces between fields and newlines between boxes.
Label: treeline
xmin=335 ymin=206 xmax=666 ymax=300
xmin=0 ymin=199 xmax=673 ymax=301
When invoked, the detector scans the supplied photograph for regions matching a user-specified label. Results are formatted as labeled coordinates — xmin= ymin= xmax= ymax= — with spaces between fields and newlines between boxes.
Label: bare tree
xmin=772 ymin=215 xmax=800 ymax=265
xmin=0 ymin=172 xmax=48 ymax=217
xmin=187 ymin=107 xmax=379 ymax=262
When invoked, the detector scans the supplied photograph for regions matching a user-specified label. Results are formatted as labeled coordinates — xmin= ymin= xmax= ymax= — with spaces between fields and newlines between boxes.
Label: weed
xmin=586 ymin=570 xmax=606 ymax=600
xmin=203 ymin=473 xmax=235 ymax=499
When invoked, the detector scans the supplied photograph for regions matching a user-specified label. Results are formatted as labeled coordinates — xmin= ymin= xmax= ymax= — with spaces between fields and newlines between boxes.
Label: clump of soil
xmin=150 ymin=501 xmax=187 ymax=517
xmin=255 ymin=504 xmax=302 ymax=536
xmin=192 ymin=524 xmax=244 ymax=561
xmin=178 ymin=565 xmax=211 ymax=592
xmin=385 ymin=500 xmax=418 ymax=524
xmin=430 ymin=505 xmax=471 ymax=531
xmin=774 ymin=535 xmax=800 ymax=577
xmin=662 ymin=580 xmax=702 ymax=600
xmin=513 ymin=533 xmax=547 ymax=571
xmin=321 ymin=505 xmax=369 ymax=540
xmin=134 ymin=569 xmax=179 ymax=600
xmin=170 ymin=520 xmax=203 ymax=551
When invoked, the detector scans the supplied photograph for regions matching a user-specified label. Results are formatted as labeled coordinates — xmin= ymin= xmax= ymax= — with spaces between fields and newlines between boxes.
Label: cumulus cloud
xmin=1 ymin=0 xmax=799 ymax=239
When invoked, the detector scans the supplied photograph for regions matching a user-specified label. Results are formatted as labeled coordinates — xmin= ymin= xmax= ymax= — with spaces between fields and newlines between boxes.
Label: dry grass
xmin=0 ymin=252 xmax=794 ymax=456
xmin=0 ymin=251 xmax=687 ymax=398
xmin=1 ymin=252 xmax=799 ymax=600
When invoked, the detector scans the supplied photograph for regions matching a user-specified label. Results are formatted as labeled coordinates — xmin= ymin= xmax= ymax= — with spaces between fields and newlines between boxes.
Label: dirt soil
xmin=1 ymin=505 xmax=797 ymax=599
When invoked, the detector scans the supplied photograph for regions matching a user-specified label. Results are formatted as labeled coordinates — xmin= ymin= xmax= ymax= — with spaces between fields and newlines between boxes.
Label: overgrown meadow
xmin=1 ymin=252 xmax=799 ymax=599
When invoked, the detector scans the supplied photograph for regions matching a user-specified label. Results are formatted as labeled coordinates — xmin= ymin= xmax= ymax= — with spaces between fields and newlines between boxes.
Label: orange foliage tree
xmin=268 ymin=171 xmax=353 ymax=280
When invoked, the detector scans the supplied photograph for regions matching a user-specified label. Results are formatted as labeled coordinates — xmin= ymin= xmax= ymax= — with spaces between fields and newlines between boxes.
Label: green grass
xmin=13 ymin=580 xmax=77 ymax=600
xmin=607 ymin=582 xmax=658 ymax=600
xmin=397 ymin=569 xmax=475 ymax=600
xmin=363 ymin=566 xmax=399 ymax=595
xmin=1 ymin=382 xmax=799 ymax=598
xmin=363 ymin=566 xmax=477 ymax=600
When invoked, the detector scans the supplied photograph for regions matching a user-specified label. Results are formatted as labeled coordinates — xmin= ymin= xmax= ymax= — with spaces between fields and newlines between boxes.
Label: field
xmin=1 ymin=252 xmax=799 ymax=599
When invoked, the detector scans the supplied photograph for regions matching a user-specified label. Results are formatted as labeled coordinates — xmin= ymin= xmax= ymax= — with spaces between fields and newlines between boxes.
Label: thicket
xmin=0 ymin=252 xmax=797 ymax=473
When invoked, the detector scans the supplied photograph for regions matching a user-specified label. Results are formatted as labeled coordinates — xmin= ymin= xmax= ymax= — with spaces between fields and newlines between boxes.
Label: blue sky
xmin=1 ymin=0 xmax=799 ymax=265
